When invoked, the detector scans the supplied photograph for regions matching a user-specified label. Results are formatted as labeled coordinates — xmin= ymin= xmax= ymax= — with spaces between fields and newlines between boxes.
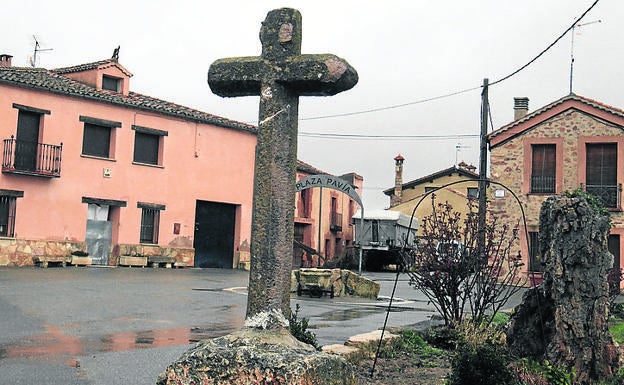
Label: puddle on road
xmin=0 ymin=319 xmax=244 ymax=366
xmin=314 ymin=305 xmax=419 ymax=323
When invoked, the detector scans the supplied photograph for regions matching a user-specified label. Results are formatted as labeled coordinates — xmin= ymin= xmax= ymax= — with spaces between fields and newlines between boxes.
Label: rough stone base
xmin=157 ymin=327 xmax=356 ymax=385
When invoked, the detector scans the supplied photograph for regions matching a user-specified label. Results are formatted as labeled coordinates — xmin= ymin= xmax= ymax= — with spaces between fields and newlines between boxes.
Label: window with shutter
xmin=586 ymin=143 xmax=618 ymax=208
xmin=530 ymin=144 xmax=556 ymax=193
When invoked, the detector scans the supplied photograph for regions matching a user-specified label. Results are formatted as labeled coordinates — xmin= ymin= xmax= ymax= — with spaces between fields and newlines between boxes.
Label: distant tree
xmin=403 ymin=195 xmax=525 ymax=328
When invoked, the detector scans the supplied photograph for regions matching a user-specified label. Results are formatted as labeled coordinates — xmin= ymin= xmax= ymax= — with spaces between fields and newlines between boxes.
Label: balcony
xmin=582 ymin=183 xmax=622 ymax=210
xmin=330 ymin=212 xmax=342 ymax=232
xmin=530 ymin=175 xmax=556 ymax=194
xmin=2 ymin=136 xmax=62 ymax=178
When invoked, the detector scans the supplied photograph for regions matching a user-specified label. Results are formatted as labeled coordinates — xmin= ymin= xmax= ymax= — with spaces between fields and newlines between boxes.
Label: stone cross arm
xmin=208 ymin=54 xmax=358 ymax=97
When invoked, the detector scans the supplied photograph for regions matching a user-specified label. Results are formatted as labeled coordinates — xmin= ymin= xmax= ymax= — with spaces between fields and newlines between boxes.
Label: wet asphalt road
xmin=0 ymin=267 xmax=522 ymax=385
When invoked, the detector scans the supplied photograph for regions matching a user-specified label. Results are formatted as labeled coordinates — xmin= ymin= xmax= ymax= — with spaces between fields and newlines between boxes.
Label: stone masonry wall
xmin=490 ymin=109 xmax=624 ymax=275
xmin=115 ymin=244 xmax=194 ymax=267
xmin=0 ymin=238 xmax=194 ymax=267
xmin=0 ymin=238 xmax=84 ymax=266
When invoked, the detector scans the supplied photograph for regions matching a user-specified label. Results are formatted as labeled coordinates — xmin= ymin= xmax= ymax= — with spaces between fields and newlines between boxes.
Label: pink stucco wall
xmin=0 ymin=82 xmax=256 ymax=266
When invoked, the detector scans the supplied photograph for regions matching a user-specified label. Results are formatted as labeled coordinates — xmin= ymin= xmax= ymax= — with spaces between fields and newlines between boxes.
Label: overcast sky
xmin=4 ymin=0 xmax=622 ymax=209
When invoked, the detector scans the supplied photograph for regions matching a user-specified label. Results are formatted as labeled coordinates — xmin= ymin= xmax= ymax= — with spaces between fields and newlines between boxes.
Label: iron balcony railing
xmin=530 ymin=175 xmax=556 ymax=194
xmin=330 ymin=212 xmax=343 ymax=232
xmin=582 ymin=183 xmax=622 ymax=209
xmin=2 ymin=136 xmax=62 ymax=177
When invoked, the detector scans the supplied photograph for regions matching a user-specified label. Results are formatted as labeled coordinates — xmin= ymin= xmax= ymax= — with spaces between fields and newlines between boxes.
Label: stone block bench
xmin=148 ymin=255 xmax=175 ymax=268
xmin=34 ymin=255 xmax=69 ymax=268
xmin=69 ymin=255 xmax=92 ymax=266
xmin=118 ymin=255 xmax=148 ymax=267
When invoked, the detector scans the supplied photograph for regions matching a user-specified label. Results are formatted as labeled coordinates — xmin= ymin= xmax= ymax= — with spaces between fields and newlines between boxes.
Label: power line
xmin=299 ymin=0 xmax=600 ymax=121
xmin=298 ymin=132 xmax=480 ymax=141
xmin=490 ymin=0 xmax=600 ymax=86
xmin=299 ymin=86 xmax=481 ymax=121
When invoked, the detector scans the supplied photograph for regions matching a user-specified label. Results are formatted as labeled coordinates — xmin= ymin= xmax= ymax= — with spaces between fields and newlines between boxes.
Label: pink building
xmin=0 ymin=53 xmax=257 ymax=267
xmin=293 ymin=161 xmax=363 ymax=269
xmin=0 ymin=53 xmax=363 ymax=269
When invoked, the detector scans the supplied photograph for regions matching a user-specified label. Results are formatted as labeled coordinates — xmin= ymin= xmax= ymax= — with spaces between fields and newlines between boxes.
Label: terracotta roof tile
xmin=0 ymin=65 xmax=256 ymax=133
xmin=296 ymin=159 xmax=327 ymax=175
xmin=488 ymin=93 xmax=624 ymax=141
xmin=52 ymin=59 xmax=133 ymax=77
xmin=383 ymin=165 xmax=481 ymax=196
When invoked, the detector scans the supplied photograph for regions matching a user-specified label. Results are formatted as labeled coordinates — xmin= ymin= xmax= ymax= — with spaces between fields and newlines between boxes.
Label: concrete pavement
xmin=0 ymin=267 xmax=523 ymax=385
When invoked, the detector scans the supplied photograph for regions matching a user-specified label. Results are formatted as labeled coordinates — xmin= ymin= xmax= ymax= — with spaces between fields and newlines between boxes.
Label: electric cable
xmin=300 ymin=0 xmax=600 ymax=122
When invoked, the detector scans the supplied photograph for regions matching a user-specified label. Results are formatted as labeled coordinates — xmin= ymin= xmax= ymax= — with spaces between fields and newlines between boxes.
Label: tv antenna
xmin=569 ymin=19 xmax=601 ymax=94
xmin=29 ymin=35 xmax=53 ymax=67
xmin=455 ymin=143 xmax=470 ymax=166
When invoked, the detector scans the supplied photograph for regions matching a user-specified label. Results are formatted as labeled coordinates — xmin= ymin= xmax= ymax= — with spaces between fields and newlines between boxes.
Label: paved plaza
xmin=0 ymin=266 xmax=521 ymax=385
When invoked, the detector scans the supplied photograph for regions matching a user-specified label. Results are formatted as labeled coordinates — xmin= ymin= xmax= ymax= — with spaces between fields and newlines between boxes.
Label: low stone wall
xmin=0 ymin=238 xmax=84 ymax=267
xmin=116 ymin=244 xmax=194 ymax=267
xmin=291 ymin=268 xmax=380 ymax=299
xmin=0 ymin=239 xmax=194 ymax=268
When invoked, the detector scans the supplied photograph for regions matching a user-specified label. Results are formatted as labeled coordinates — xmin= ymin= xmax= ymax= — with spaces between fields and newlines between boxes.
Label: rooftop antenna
xmin=569 ymin=19 xmax=601 ymax=94
xmin=455 ymin=143 xmax=470 ymax=166
xmin=29 ymin=35 xmax=53 ymax=67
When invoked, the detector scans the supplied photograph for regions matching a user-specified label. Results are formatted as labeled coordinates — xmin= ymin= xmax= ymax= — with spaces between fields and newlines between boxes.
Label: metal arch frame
xmin=371 ymin=178 xmax=535 ymax=377
xmin=295 ymin=174 xmax=365 ymax=273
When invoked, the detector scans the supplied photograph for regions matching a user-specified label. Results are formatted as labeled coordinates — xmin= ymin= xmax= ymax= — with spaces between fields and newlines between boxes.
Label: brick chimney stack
xmin=514 ymin=97 xmax=529 ymax=120
xmin=0 ymin=54 xmax=13 ymax=67
xmin=390 ymin=154 xmax=405 ymax=207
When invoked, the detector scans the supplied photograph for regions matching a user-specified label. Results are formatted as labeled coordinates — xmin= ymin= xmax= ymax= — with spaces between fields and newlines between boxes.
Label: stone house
xmin=294 ymin=160 xmax=363 ymax=269
xmin=488 ymin=94 xmax=624 ymax=282
xmin=0 ymin=53 xmax=362 ymax=269
xmin=384 ymin=154 xmax=481 ymax=220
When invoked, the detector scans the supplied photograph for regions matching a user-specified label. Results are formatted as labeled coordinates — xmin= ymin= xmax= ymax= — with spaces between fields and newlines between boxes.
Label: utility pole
xmin=478 ymin=78 xmax=489 ymax=258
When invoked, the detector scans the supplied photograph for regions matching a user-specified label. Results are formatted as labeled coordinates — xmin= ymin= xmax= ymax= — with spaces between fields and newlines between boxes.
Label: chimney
xmin=457 ymin=161 xmax=477 ymax=173
xmin=0 ymin=54 xmax=13 ymax=67
xmin=390 ymin=154 xmax=405 ymax=207
xmin=514 ymin=97 xmax=529 ymax=120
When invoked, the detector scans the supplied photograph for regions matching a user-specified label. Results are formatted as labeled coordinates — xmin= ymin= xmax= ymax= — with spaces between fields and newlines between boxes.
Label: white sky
xmin=4 ymin=0 xmax=622 ymax=209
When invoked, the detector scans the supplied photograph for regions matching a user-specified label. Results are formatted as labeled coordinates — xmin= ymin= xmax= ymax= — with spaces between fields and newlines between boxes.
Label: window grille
xmin=140 ymin=207 xmax=160 ymax=244
xmin=586 ymin=143 xmax=618 ymax=208
xmin=531 ymin=144 xmax=556 ymax=193
xmin=0 ymin=196 xmax=16 ymax=237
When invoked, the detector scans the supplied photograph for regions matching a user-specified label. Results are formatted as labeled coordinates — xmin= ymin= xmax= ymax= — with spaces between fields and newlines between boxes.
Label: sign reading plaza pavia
xmin=295 ymin=174 xmax=363 ymax=208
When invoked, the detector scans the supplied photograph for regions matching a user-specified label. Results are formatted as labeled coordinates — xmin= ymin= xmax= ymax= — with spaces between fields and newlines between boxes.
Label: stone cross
xmin=208 ymin=8 xmax=358 ymax=320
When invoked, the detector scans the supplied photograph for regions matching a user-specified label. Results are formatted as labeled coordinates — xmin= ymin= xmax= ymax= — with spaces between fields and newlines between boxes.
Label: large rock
xmin=157 ymin=311 xmax=355 ymax=385
xmin=507 ymin=196 xmax=621 ymax=383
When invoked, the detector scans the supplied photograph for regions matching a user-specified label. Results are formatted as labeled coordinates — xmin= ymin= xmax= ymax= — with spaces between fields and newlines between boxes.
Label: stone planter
xmin=118 ymin=255 xmax=147 ymax=267
xmin=70 ymin=255 xmax=92 ymax=266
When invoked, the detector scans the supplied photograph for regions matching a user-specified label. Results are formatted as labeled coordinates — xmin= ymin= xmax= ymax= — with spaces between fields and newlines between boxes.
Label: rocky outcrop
xmin=507 ymin=196 xmax=621 ymax=383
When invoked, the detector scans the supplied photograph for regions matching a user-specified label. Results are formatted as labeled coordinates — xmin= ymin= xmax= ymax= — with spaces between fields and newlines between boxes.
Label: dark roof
xmin=488 ymin=93 xmax=624 ymax=144
xmin=52 ymin=59 xmax=133 ymax=77
xmin=0 ymin=65 xmax=256 ymax=133
xmin=383 ymin=165 xmax=480 ymax=196
xmin=296 ymin=160 xmax=327 ymax=175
